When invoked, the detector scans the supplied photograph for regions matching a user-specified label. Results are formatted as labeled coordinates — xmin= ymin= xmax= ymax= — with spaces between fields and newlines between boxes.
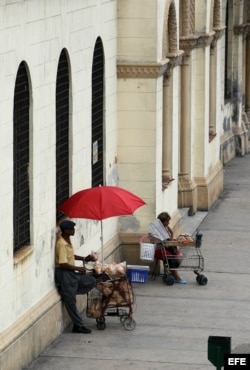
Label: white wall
xmin=0 ymin=0 xmax=117 ymax=332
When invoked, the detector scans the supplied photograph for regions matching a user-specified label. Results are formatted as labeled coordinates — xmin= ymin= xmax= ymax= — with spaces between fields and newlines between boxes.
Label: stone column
xmin=209 ymin=27 xmax=226 ymax=138
xmin=179 ymin=53 xmax=191 ymax=177
xmin=243 ymin=24 xmax=250 ymax=132
xmin=178 ymin=36 xmax=199 ymax=214
xmin=233 ymin=23 xmax=249 ymax=154
xmin=162 ymin=51 xmax=183 ymax=186
xmin=162 ymin=76 xmax=172 ymax=184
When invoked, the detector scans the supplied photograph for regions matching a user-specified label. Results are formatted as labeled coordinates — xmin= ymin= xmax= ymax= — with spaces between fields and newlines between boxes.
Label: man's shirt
xmin=55 ymin=237 xmax=75 ymax=267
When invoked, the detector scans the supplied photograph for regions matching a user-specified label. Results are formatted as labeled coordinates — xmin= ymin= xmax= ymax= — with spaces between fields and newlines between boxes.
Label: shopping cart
xmin=140 ymin=219 xmax=207 ymax=286
xmin=87 ymin=272 xmax=136 ymax=330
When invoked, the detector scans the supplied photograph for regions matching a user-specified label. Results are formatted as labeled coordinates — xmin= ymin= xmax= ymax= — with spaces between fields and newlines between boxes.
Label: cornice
xmin=117 ymin=58 xmax=169 ymax=79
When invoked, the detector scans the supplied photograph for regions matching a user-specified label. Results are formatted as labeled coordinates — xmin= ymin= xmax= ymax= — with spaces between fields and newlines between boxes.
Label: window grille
xmin=13 ymin=62 xmax=30 ymax=251
xmin=56 ymin=49 xmax=70 ymax=219
xmin=92 ymin=37 xmax=104 ymax=187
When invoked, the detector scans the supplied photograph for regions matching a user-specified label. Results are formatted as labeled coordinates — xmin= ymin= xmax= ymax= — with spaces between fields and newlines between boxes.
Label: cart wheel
xmin=162 ymin=274 xmax=175 ymax=286
xmin=96 ymin=319 xmax=106 ymax=330
xmin=120 ymin=315 xmax=128 ymax=326
xmin=196 ymin=274 xmax=208 ymax=286
xmin=123 ymin=317 xmax=136 ymax=331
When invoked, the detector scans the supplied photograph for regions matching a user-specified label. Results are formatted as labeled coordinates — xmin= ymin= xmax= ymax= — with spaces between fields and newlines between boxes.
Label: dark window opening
xmin=13 ymin=62 xmax=30 ymax=251
xmin=92 ymin=37 xmax=104 ymax=187
xmin=56 ymin=49 xmax=70 ymax=220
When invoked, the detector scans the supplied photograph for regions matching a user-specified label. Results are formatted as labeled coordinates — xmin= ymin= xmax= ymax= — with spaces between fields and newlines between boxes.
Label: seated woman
xmin=152 ymin=212 xmax=187 ymax=284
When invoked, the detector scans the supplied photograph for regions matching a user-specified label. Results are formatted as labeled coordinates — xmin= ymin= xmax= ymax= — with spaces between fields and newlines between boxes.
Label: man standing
xmin=55 ymin=220 xmax=96 ymax=334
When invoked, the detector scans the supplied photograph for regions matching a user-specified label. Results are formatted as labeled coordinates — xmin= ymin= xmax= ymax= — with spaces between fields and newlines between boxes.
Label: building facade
xmin=0 ymin=0 xmax=249 ymax=368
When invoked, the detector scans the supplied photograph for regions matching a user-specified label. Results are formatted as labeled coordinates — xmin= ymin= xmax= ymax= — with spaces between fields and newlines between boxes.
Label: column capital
xmin=164 ymin=50 xmax=184 ymax=79
xmin=211 ymin=26 xmax=226 ymax=50
xmin=196 ymin=31 xmax=215 ymax=48
xmin=234 ymin=23 xmax=250 ymax=40
xmin=179 ymin=34 xmax=200 ymax=56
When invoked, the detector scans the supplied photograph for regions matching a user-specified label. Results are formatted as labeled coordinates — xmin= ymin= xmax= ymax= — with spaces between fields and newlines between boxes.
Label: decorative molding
xmin=234 ymin=22 xmax=250 ymax=40
xmin=117 ymin=59 xmax=169 ymax=79
xmin=165 ymin=50 xmax=184 ymax=78
xmin=180 ymin=30 xmax=222 ymax=57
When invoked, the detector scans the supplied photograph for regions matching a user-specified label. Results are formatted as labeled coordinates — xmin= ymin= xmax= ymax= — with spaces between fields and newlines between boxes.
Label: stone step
xmin=180 ymin=209 xmax=208 ymax=237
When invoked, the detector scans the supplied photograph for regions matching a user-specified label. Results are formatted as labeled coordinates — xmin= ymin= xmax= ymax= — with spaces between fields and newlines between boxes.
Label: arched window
xmin=56 ymin=49 xmax=70 ymax=219
xmin=91 ymin=37 xmax=105 ymax=187
xmin=13 ymin=62 xmax=30 ymax=251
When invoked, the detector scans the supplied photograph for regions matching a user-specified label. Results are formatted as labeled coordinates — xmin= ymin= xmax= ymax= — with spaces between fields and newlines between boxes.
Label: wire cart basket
xmin=140 ymin=219 xmax=208 ymax=286
xmin=140 ymin=236 xmax=155 ymax=262
xmin=87 ymin=272 xmax=136 ymax=331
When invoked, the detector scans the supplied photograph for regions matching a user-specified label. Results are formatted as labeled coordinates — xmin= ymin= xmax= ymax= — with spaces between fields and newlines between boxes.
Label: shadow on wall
xmin=119 ymin=216 xmax=141 ymax=232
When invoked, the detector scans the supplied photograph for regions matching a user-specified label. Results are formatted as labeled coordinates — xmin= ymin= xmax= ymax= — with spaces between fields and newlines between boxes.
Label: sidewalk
xmin=25 ymin=154 xmax=250 ymax=370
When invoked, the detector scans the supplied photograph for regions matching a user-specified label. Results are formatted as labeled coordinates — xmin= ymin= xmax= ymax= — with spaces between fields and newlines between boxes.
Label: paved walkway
xmin=25 ymin=154 xmax=250 ymax=370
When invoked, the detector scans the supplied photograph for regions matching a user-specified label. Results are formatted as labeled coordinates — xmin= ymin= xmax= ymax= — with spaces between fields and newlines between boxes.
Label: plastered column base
xmin=233 ymin=123 xmax=249 ymax=156
xmin=245 ymin=110 xmax=250 ymax=135
xmin=220 ymin=132 xmax=236 ymax=164
xmin=178 ymin=176 xmax=198 ymax=215
xmin=194 ymin=161 xmax=224 ymax=211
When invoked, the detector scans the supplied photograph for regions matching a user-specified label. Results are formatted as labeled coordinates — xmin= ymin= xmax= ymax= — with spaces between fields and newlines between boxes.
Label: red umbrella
xmin=59 ymin=185 xmax=146 ymax=262
xmin=59 ymin=185 xmax=145 ymax=220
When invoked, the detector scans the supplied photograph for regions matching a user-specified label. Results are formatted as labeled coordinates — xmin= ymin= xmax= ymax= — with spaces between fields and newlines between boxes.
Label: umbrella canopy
xmin=59 ymin=185 xmax=146 ymax=220
xmin=58 ymin=185 xmax=146 ymax=263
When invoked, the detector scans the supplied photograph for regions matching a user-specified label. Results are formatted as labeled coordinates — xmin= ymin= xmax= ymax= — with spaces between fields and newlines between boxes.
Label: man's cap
xmin=60 ymin=220 xmax=76 ymax=230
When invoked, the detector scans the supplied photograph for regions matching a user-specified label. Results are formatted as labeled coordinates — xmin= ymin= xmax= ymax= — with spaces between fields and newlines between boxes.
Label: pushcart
xmin=87 ymin=272 xmax=136 ymax=330
xmin=140 ymin=219 xmax=208 ymax=286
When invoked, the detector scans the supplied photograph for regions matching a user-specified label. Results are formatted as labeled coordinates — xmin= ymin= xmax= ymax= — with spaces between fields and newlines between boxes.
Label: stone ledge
xmin=13 ymin=246 xmax=33 ymax=265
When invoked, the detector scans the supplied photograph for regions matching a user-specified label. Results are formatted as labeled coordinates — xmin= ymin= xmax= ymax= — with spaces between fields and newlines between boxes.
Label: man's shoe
xmin=72 ymin=325 xmax=92 ymax=334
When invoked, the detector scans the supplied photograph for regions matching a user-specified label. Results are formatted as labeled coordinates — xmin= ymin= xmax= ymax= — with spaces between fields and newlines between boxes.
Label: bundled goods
xmin=106 ymin=279 xmax=134 ymax=306
xmin=87 ymin=260 xmax=135 ymax=320
xmin=176 ymin=233 xmax=194 ymax=245
xmin=96 ymin=281 xmax=113 ymax=296
xmin=97 ymin=278 xmax=134 ymax=305
xmin=88 ymin=277 xmax=134 ymax=319
xmin=94 ymin=261 xmax=126 ymax=277
xmin=87 ymin=296 xmax=103 ymax=319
